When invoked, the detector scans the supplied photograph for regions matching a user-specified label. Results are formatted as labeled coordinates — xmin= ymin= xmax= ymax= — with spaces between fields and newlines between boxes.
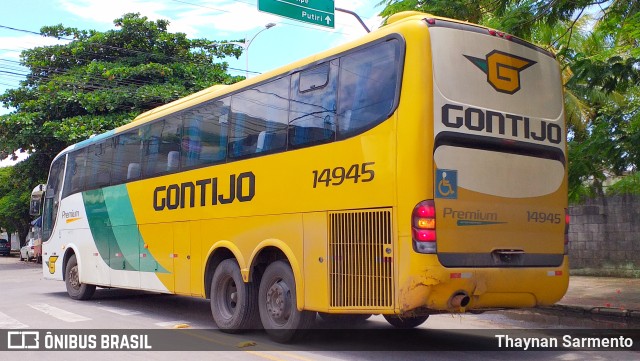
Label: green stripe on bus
xmin=83 ymin=189 xmax=115 ymax=267
xmin=83 ymin=186 xmax=167 ymax=273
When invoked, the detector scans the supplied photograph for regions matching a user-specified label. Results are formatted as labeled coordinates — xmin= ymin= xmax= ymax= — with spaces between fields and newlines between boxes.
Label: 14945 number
xmin=527 ymin=211 xmax=561 ymax=224
xmin=312 ymin=162 xmax=375 ymax=188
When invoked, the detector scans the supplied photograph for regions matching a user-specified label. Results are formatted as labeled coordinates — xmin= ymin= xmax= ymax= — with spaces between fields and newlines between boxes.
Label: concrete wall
xmin=568 ymin=194 xmax=640 ymax=277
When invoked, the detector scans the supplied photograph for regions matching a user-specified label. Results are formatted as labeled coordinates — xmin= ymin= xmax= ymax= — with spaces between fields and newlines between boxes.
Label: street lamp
xmin=218 ymin=23 xmax=276 ymax=78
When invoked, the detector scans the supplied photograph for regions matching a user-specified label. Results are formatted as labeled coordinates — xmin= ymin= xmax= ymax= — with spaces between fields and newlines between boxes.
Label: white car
xmin=20 ymin=239 xmax=35 ymax=261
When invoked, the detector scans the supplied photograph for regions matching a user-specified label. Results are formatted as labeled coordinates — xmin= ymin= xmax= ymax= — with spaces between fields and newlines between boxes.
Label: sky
xmin=0 ymin=0 xmax=384 ymax=166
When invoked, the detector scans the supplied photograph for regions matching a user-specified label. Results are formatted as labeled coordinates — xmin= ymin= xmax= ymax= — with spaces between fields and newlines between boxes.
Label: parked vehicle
xmin=0 ymin=239 xmax=10 ymax=256
xmin=20 ymin=239 xmax=35 ymax=261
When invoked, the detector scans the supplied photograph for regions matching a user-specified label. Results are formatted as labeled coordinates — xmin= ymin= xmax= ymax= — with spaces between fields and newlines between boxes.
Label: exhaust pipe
xmin=450 ymin=292 xmax=470 ymax=308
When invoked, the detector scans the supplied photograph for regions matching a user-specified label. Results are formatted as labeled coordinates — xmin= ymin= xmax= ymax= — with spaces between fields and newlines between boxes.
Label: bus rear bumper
xmin=397 ymin=256 xmax=570 ymax=314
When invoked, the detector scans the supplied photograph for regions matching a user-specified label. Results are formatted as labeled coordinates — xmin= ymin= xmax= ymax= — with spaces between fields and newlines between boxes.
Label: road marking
xmin=273 ymin=352 xmax=318 ymax=361
xmin=245 ymin=351 xmax=289 ymax=361
xmin=97 ymin=306 xmax=142 ymax=316
xmin=180 ymin=330 xmax=235 ymax=347
xmin=0 ymin=311 xmax=28 ymax=329
xmin=245 ymin=351 xmax=324 ymax=361
xmin=155 ymin=320 xmax=189 ymax=327
xmin=29 ymin=303 xmax=91 ymax=322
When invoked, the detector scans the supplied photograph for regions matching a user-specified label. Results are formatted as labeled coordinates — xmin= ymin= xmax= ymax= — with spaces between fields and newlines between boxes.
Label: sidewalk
xmin=550 ymin=275 xmax=640 ymax=319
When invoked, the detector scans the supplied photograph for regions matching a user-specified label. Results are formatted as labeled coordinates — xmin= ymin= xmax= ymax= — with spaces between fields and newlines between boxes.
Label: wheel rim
xmin=265 ymin=278 xmax=291 ymax=326
xmin=221 ymin=276 xmax=238 ymax=316
xmin=69 ymin=265 xmax=80 ymax=290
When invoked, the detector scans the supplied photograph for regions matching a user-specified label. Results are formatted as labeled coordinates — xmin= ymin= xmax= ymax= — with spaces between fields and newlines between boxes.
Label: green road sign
xmin=258 ymin=0 xmax=335 ymax=28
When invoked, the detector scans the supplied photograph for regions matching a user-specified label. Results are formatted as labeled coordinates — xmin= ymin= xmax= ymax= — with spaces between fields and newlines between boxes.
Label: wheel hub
xmin=69 ymin=266 xmax=80 ymax=289
xmin=266 ymin=280 xmax=291 ymax=324
xmin=225 ymin=280 xmax=238 ymax=310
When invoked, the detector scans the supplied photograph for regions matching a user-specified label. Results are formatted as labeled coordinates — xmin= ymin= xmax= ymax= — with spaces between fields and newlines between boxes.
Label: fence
xmin=568 ymin=194 xmax=640 ymax=277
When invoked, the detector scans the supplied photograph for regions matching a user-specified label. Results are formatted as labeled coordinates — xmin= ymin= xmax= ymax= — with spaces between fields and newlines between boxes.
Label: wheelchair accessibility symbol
xmin=436 ymin=169 xmax=457 ymax=199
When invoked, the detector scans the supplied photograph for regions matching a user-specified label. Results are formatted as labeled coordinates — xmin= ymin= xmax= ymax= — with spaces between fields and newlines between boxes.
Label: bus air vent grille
xmin=328 ymin=208 xmax=394 ymax=309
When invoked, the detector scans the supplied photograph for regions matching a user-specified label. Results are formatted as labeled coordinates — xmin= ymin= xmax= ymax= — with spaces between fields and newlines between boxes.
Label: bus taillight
xmin=564 ymin=208 xmax=570 ymax=254
xmin=412 ymin=200 xmax=437 ymax=254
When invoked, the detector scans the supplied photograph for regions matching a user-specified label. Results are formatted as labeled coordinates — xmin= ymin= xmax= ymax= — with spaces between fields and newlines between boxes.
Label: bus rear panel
xmin=399 ymin=17 xmax=568 ymax=313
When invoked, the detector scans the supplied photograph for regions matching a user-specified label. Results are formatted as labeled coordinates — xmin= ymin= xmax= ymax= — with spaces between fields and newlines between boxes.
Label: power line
xmin=0 ymin=24 xmax=260 ymax=75
xmin=0 ymin=68 xmax=229 ymax=99
xmin=0 ymin=24 xmax=42 ymax=36
xmin=0 ymin=58 xmax=23 ymax=64
xmin=0 ymin=65 xmax=26 ymax=74
xmin=0 ymin=54 xmax=240 ymax=87
xmin=0 ymin=58 xmax=247 ymax=107
xmin=2 ymin=48 xmax=248 ymax=77
xmin=0 ymin=69 xmax=27 ymax=77
xmin=0 ymin=47 xmax=29 ymax=53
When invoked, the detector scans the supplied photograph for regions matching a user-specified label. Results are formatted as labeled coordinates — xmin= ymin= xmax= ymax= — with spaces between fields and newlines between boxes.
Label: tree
xmin=0 ymin=166 xmax=32 ymax=247
xmin=0 ymin=13 xmax=244 ymax=244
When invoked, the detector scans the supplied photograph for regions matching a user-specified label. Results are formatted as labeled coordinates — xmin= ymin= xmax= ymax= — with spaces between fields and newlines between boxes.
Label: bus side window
xmin=229 ymin=76 xmax=289 ymax=159
xmin=182 ymin=97 xmax=230 ymax=169
xmin=141 ymin=120 xmax=165 ymax=177
xmin=337 ymin=40 xmax=400 ymax=139
xmin=112 ymin=130 xmax=142 ymax=184
xmin=141 ymin=116 xmax=182 ymax=177
xmin=85 ymin=140 xmax=113 ymax=190
xmin=289 ymin=61 xmax=337 ymax=148
xmin=161 ymin=116 xmax=182 ymax=172
xmin=62 ymin=148 xmax=87 ymax=199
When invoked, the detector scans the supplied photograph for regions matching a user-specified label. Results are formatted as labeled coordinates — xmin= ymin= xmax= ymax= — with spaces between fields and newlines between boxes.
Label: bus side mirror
xmin=29 ymin=199 xmax=41 ymax=216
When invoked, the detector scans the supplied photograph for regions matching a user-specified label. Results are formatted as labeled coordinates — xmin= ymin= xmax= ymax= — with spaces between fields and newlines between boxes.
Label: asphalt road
xmin=0 ymin=253 xmax=638 ymax=360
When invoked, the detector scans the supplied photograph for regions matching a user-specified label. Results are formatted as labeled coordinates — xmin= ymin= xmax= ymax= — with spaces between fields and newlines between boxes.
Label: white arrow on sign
xmin=325 ymin=15 xmax=332 ymax=25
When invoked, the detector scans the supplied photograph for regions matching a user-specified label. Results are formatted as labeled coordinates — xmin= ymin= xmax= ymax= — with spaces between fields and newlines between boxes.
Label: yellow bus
xmin=35 ymin=11 xmax=569 ymax=342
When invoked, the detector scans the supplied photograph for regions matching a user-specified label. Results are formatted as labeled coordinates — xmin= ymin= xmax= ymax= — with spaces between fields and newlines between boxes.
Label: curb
xmin=546 ymin=304 xmax=640 ymax=320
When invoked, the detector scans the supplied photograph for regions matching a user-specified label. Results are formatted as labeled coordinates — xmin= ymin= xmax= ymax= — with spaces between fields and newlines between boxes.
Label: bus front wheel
xmin=210 ymin=259 xmax=259 ymax=332
xmin=258 ymin=260 xmax=315 ymax=343
xmin=383 ymin=315 xmax=429 ymax=329
xmin=65 ymin=254 xmax=96 ymax=300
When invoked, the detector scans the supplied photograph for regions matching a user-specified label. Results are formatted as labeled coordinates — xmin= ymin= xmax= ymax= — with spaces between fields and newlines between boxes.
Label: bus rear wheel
xmin=258 ymin=260 xmax=315 ymax=343
xmin=210 ymin=259 xmax=259 ymax=332
xmin=65 ymin=254 xmax=96 ymax=300
xmin=383 ymin=315 xmax=429 ymax=329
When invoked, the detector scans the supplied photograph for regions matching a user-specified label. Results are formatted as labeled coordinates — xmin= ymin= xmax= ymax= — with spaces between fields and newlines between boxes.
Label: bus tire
xmin=210 ymin=259 xmax=259 ymax=332
xmin=383 ymin=315 xmax=429 ymax=329
xmin=65 ymin=254 xmax=96 ymax=300
xmin=259 ymin=260 xmax=315 ymax=343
